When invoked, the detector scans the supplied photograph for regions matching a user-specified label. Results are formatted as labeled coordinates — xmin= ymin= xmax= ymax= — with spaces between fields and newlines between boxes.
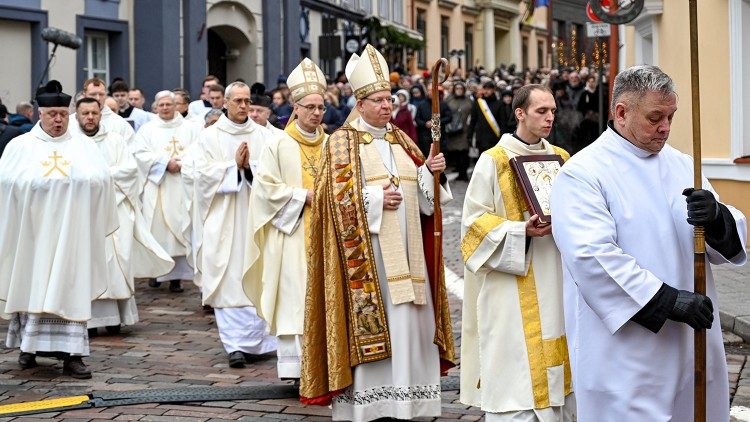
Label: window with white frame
xmin=378 ymin=0 xmax=390 ymax=20
xmin=360 ymin=0 xmax=372 ymax=14
xmin=85 ymin=32 xmax=109 ymax=83
xmin=392 ymin=0 xmax=404 ymax=24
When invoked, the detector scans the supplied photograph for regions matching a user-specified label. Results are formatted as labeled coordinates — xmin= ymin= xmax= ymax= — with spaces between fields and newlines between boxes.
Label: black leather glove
xmin=668 ymin=289 xmax=714 ymax=330
xmin=682 ymin=188 xmax=720 ymax=226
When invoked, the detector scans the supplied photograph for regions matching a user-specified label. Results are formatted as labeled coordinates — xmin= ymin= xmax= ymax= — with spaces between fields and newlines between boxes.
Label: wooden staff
xmin=688 ymin=1 xmax=706 ymax=420
xmin=429 ymin=58 xmax=449 ymax=304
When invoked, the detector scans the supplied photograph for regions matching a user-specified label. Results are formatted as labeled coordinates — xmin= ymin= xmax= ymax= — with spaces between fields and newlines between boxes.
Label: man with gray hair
xmin=551 ymin=65 xmax=746 ymax=420
xmin=190 ymin=81 xmax=276 ymax=368
xmin=134 ymin=90 xmax=202 ymax=294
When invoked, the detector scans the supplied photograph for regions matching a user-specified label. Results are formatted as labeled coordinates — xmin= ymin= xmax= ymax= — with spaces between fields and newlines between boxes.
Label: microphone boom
xmin=41 ymin=27 xmax=82 ymax=50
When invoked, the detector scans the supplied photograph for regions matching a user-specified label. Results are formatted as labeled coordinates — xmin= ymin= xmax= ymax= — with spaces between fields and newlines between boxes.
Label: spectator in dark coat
xmin=497 ymin=89 xmax=517 ymax=135
xmin=466 ymin=81 xmax=502 ymax=154
xmin=321 ymin=92 xmax=344 ymax=134
xmin=8 ymin=102 xmax=34 ymax=133
xmin=415 ymin=85 xmax=451 ymax=157
xmin=444 ymin=81 xmax=473 ymax=181
xmin=409 ymin=85 xmax=429 ymax=110
xmin=0 ymin=104 xmax=23 ymax=158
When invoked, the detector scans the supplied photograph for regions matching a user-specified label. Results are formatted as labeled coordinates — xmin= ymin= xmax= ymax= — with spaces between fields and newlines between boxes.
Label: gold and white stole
xmin=359 ymin=135 xmax=426 ymax=305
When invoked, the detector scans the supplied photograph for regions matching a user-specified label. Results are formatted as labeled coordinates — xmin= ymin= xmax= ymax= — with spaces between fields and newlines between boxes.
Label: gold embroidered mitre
xmin=287 ymin=58 xmax=327 ymax=102
xmin=345 ymin=44 xmax=391 ymax=100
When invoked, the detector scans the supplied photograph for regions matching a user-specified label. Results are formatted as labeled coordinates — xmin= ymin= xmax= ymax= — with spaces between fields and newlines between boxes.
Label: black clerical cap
xmin=36 ymin=80 xmax=72 ymax=107
xmin=251 ymin=82 xmax=266 ymax=96
xmin=251 ymin=93 xmax=272 ymax=108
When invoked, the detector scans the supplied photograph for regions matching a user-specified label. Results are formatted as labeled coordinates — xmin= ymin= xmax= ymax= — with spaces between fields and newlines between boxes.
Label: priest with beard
xmin=191 ymin=82 xmax=277 ymax=368
xmin=70 ymin=78 xmax=135 ymax=143
xmin=0 ymin=81 xmax=118 ymax=378
xmin=75 ymin=97 xmax=174 ymax=336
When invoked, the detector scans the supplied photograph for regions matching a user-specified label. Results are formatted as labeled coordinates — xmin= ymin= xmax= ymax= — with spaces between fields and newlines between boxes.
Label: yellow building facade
xmin=621 ymin=0 xmax=750 ymax=221
xmin=407 ymin=0 xmax=549 ymax=74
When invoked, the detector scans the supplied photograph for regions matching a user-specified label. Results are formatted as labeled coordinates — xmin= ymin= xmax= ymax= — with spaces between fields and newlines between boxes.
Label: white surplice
xmin=192 ymin=114 xmax=276 ymax=354
xmin=134 ymin=113 xmax=200 ymax=278
xmin=243 ymin=123 xmax=325 ymax=378
xmin=0 ymin=124 xmax=117 ymax=353
xmin=331 ymin=118 xmax=452 ymax=422
xmin=550 ymin=127 xmax=748 ymax=421
xmin=87 ymin=127 xmax=174 ymax=329
xmin=460 ymin=135 xmax=573 ymax=420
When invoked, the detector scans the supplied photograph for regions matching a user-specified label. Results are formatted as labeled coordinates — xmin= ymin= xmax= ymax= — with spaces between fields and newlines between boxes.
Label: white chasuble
xmin=460 ymin=134 xmax=572 ymax=417
xmin=331 ymin=118 xmax=452 ymax=422
xmin=192 ymin=114 xmax=268 ymax=308
xmin=88 ymin=128 xmax=174 ymax=328
xmin=0 ymin=124 xmax=118 ymax=322
xmin=134 ymin=113 xmax=200 ymax=261
xmin=243 ymin=124 xmax=325 ymax=336
xmin=243 ymin=122 xmax=325 ymax=379
xmin=550 ymin=128 xmax=747 ymax=421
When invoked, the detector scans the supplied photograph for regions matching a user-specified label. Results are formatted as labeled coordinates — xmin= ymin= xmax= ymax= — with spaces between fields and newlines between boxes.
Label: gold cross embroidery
xmin=164 ymin=137 xmax=183 ymax=157
xmin=41 ymin=150 xmax=71 ymax=177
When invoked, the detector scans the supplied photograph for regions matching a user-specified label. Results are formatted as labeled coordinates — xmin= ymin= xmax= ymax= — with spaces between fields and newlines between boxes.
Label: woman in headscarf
xmin=390 ymin=89 xmax=417 ymax=141
xmin=444 ymin=81 xmax=473 ymax=181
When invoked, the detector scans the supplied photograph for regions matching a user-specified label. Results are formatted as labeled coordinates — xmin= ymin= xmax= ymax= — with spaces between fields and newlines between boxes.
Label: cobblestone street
xmin=0 ymin=178 xmax=747 ymax=421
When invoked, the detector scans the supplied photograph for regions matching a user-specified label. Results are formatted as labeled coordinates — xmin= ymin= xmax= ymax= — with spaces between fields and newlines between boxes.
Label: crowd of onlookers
xmin=1 ymin=62 xmax=610 ymax=167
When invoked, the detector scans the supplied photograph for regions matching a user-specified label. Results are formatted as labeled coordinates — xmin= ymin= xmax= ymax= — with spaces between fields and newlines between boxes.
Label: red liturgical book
xmin=508 ymin=154 xmax=565 ymax=225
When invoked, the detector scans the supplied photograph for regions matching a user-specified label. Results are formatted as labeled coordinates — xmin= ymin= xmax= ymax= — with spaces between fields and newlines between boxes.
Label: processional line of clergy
xmin=0 ymin=38 xmax=746 ymax=422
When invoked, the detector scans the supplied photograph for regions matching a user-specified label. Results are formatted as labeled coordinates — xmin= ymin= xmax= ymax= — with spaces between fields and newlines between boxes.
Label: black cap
xmin=251 ymin=82 xmax=266 ymax=96
xmin=251 ymin=93 xmax=272 ymax=108
xmin=482 ymin=81 xmax=496 ymax=89
xmin=501 ymin=89 xmax=513 ymax=97
xmin=36 ymin=80 xmax=71 ymax=107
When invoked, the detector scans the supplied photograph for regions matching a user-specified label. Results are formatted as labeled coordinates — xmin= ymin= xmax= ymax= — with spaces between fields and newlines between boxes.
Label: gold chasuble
xmin=300 ymin=123 xmax=456 ymax=404
xmin=460 ymin=134 xmax=572 ymax=414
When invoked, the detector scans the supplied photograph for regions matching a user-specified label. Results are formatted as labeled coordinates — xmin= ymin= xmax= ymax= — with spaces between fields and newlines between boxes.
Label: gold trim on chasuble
xmin=485 ymin=145 xmax=572 ymax=408
xmin=461 ymin=213 xmax=506 ymax=262
xmin=328 ymin=128 xmax=391 ymax=363
xmin=285 ymin=123 xmax=325 ymax=252
xmin=359 ymin=134 xmax=427 ymax=306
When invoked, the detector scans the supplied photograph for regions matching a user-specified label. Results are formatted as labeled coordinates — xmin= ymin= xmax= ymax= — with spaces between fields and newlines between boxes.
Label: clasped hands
xmin=235 ymin=142 xmax=250 ymax=169
xmin=166 ymin=156 xmax=182 ymax=173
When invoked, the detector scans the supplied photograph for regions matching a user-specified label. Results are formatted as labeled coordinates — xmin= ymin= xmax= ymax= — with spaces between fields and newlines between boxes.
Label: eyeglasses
xmin=297 ymin=103 xmax=326 ymax=113
xmin=363 ymin=96 xmax=395 ymax=105
xmin=230 ymin=98 xmax=252 ymax=105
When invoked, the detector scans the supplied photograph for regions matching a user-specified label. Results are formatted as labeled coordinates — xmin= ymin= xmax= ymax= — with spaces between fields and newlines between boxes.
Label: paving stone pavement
xmin=0 ymin=176 xmax=747 ymax=421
